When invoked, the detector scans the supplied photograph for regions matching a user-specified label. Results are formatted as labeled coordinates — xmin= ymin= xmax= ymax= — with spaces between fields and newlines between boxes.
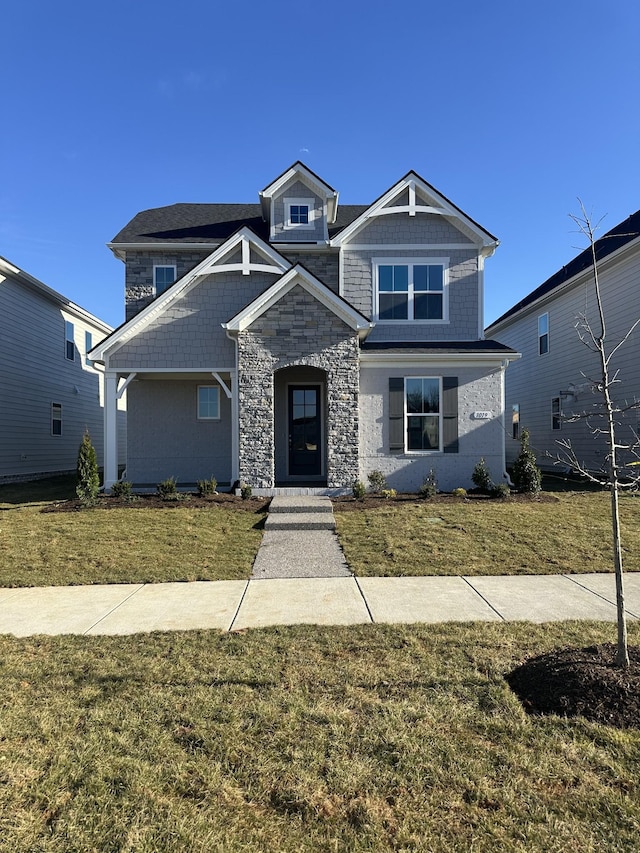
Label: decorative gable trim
xmin=330 ymin=172 xmax=498 ymax=256
xmin=90 ymin=227 xmax=290 ymax=361
xmin=222 ymin=264 xmax=374 ymax=337
xmin=259 ymin=161 xmax=339 ymax=226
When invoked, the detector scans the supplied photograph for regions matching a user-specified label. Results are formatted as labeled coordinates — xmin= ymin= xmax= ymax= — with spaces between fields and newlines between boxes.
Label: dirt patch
xmin=506 ymin=644 xmax=640 ymax=729
xmin=332 ymin=492 xmax=559 ymax=511
xmin=42 ymin=493 xmax=271 ymax=514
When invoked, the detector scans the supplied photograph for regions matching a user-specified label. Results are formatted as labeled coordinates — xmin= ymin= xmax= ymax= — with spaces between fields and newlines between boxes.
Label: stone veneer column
xmin=236 ymin=285 xmax=360 ymax=489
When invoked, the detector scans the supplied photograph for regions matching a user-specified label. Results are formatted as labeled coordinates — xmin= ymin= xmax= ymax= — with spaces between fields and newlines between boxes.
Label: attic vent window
xmin=285 ymin=199 xmax=314 ymax=230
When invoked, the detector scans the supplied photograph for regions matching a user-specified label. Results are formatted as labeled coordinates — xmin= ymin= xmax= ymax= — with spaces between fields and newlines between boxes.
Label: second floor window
xmin=85 ymin=331 xmax=93 ymax=366
xmin=65 ymin=321 xmax=75 ymax=360
xmin=538 ymin=313 xmax=549 ymax=355
xmin=375 ymin=261 xmax=446 ymax=321
xmin=154 ymin=265 xmax=176 ymax=295
xmin=552 ymin=397 xmax=562 ymax=430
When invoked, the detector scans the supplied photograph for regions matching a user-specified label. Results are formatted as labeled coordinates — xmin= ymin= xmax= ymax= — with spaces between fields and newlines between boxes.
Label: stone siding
xmin=124 ymin=250 xmax=212 ymax=320
xmin=236 ymin=285 xmax=359 ymax=488
xmin=281 ymin=250 xmax=339 ymax=293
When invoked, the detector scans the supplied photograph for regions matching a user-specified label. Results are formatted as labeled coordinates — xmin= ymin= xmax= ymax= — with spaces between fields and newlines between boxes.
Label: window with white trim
xmin=284 ymin=198 xmax=314 ymax=230
xmin=85 ymin=331 xmax=93 ymax=366
xmin=65 ymin=321 xmax=75 ymax=360
xmin=538 ymin=313 xmax=549 ymax=355
xmin=51 ymin=403 xmax=62 ymax=436
xmin=405 ymin=377 xmax=441 ymax=451
xmin=197 ymin=386 xmax=220 ymax=420
xmin=154 ymin=265 xmax=176 ymax=295
xmin=551 ymin=397 xmax=562 ymax=430
xmin=375 ymin=260 xmax=447 ymax=321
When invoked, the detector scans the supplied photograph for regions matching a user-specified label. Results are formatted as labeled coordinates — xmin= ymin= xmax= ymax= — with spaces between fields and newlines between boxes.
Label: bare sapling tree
xmin=554 ymin=202 xmax=640 ymax=668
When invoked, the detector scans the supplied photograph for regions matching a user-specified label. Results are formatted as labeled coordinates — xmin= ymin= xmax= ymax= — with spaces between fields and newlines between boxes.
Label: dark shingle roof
xmin=489 ymin=209 xmax=640 ymax=329
xmin=360 ymin=340 xmax=517 ymax=355
xmin=111 ymin=203 xmax=370 ymax=245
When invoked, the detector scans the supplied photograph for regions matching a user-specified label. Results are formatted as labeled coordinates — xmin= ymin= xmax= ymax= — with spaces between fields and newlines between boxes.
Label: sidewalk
xmin=0 ymin=573 xmax=638 ymax=637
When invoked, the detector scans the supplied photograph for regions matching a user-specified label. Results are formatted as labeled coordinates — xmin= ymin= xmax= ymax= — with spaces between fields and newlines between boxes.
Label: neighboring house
xmin=0 ymin=256 xmax=126 ymax=482
xmin=91 ymin=162 xmax=518 ymax=494
xmin=486 ymin=209 xmax=640 ymax=474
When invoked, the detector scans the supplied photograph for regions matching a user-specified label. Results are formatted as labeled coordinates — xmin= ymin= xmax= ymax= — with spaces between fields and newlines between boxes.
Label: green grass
xmin=1 ymin=622 xmax=639 ymax=852
xmin=335 ymin=492 xmax=640 ymax=576
xmin=0 ymin=476 xmax=265 ymax=587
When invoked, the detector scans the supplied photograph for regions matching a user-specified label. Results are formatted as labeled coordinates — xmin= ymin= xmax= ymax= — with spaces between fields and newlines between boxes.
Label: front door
xmin=288 ymin=385 xmax=322 ymax=477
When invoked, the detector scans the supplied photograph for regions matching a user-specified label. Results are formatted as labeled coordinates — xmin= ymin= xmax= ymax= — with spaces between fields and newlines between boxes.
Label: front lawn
xmin=334 ymin=492 xmax=640 ymax=576
xmin=1 ymin=622 xmax=639 ymax=852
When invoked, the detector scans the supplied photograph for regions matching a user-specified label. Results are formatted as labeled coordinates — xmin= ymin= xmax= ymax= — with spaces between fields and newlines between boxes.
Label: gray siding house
xmin=91 ymin=163 xmax=518 ymax=493
xmin=0 ymin=256 xmax=126 ymax=482
xmin=486 ymin=209 xmax=640 ymax=475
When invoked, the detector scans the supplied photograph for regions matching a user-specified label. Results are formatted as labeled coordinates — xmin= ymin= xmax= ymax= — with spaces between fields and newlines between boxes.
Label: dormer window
xmin=285 ymin=198 xmax=314 ymax=230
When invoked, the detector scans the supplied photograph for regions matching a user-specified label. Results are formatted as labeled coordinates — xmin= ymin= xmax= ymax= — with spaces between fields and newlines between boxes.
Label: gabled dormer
xmin=259 ymin=162 xmax=339 ymax=244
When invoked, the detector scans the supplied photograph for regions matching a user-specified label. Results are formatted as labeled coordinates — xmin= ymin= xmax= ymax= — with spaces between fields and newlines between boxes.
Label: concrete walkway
xmin=0 ymin=573 xmax=639 ymax=637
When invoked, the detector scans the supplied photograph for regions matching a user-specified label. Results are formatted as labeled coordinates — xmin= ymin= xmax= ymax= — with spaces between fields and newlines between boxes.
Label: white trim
xmin=284 ymin=198 xmax=314 ymax=230
xmin=197 ymin=385 xmax=221 ymax=420
xmin=212 ymin=371 xmax=232 ymax=398
xmin=259 ymin=163 xmax=339 ymax=224
xmin=343 ymin=243 xmax=476 ymax=251
xmin=153 ymin=264 xmax=176 ymax=295
xmin=403 ymin=376 xmax=443 ymax=454
xmin=103 ymin=367 xmax=236 ymax=375
xmin=478 ymin=254 xmax=485 ymax=339
xmin=372 ymin=257 xmax=449 ymax=323
xmin=538 ymin=312 xmax=549 ymax=355
xmin=117 ymin=373 xmax=137 ymax=399
xmin=359 ymin=352 xmax=521 ymax=368
xmin=104 ymin=374 xmax=118 ymax=490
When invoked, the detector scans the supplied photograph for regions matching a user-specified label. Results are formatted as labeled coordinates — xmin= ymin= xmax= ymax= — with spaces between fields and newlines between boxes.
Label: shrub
xmin=512 ymin=428 xmax=542 ymax=494
xmin=197 ymin=476 xmax=217 ymax=497
xmin=367 ymin=470 xmax=388 ymax=493
xmin=490 ymin=482 xmax=511 ymax=500
xmin=452 ymin=487 xmax=467 ymax=498
xmin=111 ymin=480 xmax=133 ymax=499
xmin=157 ymin=476 xmax=179 ymax=500
xmin=76 ymin=430 xmax=100 ymax=506
xmin=380 ymin=488 xmax=397 ymax=499
xmin=471 ymin=458 xmax=493 ymax=493
xmin=240 ymin=483 xmax=252 ymax=500
xmin=419 ymin=469 xmax=438 ymax=499
xmin=352 ymin=480 xmax=366 ymax=500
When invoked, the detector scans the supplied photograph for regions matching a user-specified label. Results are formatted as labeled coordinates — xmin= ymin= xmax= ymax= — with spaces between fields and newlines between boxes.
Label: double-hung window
xmin=85 ymin=331 xmax=93 ymax=366
xmin=538 ymin=313 xmax=549 ymax=355
xmin=551 ymin=397 xmax=562 ymax=430
xmin=197 ymin=386 xmax=220 ymax=420
xmin=51 ymin=403 xmax=62 ymax=436
xmin=65 ymin=321 xmax=75 ymax=360
xmin=154 ymin=265 xmax=176 ymax=295
xmin=375 ymin=260 xmax=446 ymax=321
xmin=405 ymin=377 xmax=441 ymax=451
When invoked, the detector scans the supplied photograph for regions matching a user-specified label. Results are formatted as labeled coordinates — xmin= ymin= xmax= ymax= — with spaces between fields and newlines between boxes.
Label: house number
xmin=473 ymin=411 xmax=492 ymax=419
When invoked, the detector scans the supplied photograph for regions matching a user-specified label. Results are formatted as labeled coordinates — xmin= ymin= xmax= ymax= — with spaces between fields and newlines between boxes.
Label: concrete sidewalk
xmin=0 ymin=573 xmax=639 ymax=637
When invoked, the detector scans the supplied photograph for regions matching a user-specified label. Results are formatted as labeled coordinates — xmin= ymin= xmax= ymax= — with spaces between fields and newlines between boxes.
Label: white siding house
xmin=486 ymin=210 xmax=640 ymax=476
xmin=0 ymin=256 xmax=126 ymax=482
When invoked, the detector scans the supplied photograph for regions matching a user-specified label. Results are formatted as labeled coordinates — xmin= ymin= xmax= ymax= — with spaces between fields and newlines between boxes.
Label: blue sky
xmin=2 ymin=0 xmax=638 ymax=329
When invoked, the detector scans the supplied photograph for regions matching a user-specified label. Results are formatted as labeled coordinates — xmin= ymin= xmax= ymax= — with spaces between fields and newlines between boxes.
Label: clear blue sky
xmin=2 ymin=0 xmax=638 ymax=329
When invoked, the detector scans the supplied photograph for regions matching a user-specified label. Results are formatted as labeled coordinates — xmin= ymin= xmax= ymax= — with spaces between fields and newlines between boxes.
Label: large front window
xmin=376 ymin=260 xmax=446 ymax=321
xmin=405 ymin=377 xmax=441 ymax=451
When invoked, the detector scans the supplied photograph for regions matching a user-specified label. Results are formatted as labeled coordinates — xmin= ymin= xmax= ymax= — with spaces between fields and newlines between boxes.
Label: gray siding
xmin=271 ymin=180 xmax=325 ymax=242
xmin=0 ymin=277 xmax=125 ymax=480
xmin=126 ymin=379 xmax=232 ymax=484
xmin=491 ymin=244 xmax=640 ymax=473
xmin=125 ymin=250 xmax=212 ymax=320
xmin=109 ymin=271 xmax=280 ymax=369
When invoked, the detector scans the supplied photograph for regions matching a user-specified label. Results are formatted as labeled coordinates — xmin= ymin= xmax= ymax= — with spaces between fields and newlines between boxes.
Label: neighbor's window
xmin=85 ymin=331 xmax=93 ymax=366
xmin=405 ymin=377 xmax=441 ymax=451
xmin=552 ymin=397 xmax=562 ymax=430
xmin=512 ymin=403 xmax=520 ymax=440
xmin=285 ymin=199 xmax=314 ymax=229
xmin=65 ymin=321 xmax=75 ymax=360
xmin=197 ymin=385 xmax=220 ymax=420
xmin=154 ymin=265 xmax=176 ymax=295
xmin=375 ymin=260 xmax=446 ymax=321
xmin=538 ymin=313 xmax=549 ymax=355
xmin=51 ymin=403 xmax=62 ymax=436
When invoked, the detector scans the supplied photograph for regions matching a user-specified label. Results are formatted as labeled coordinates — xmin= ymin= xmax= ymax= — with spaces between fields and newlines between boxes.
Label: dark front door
xmin=288 ymin=386 xmax=322 ymax=477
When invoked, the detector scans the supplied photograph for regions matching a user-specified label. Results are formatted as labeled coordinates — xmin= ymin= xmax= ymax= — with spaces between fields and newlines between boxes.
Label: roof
xmin=488 ymin=209 xmax=640 ymax=330
xmin=111 ymin=202 xmax=369 ymax=246
xmin=360 ymin=340 xmax=517 ymax=355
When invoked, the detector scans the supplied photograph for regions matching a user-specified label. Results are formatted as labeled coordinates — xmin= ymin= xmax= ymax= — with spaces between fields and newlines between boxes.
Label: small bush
xmin=240 ymin=483 xmax=252 ymax=500
xmin=76 ymin=431 xmax=100 ymax=506
xmin=471 ymin=458 xmax=493 ymax=493
xmin=380 ymin=488 xmax=397 ymax=499
xmin=352 ymin=480 xmax=366 ymax=500
xmin=419 ymin=469 xmax=438 ymax=499
xmin=157 ymin=476 xmax=179 ymax=500
xmin=367 ymin=470 xmax=388 ymax=494
xmin=512 ymin=428 xmax=542 ymax=494
xmin=111 ymin=480 xmax=133 ymax=499
xmin=490 ymin=482 xmax=511 ymax=500
xmin=197 ymin=476 xmax=217 ymax=497
xmin=452 ymin=487 xmax=467 ymax=498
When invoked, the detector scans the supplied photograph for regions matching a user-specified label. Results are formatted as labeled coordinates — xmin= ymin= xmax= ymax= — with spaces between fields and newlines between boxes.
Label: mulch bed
xmin=506 ymin=644 xmax=640 ymax=729
xmin=43 ymin=493 xmax=271 ymax=513
xmin=332 ymin=492 xmax=559 ymax=511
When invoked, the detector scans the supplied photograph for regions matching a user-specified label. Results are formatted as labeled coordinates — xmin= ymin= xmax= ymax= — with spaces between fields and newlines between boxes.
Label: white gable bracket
xmin=212 ymin=372 xmax=232 ymax=398
xmin=117 ymin=373 xmax=137 ymax=399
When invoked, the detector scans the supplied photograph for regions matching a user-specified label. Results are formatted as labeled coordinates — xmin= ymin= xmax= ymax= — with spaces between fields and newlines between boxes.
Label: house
xmin=90 ymin=163 xmax=518 ymax=494
xmin=486 ymin=209 xmax=640 ymax=475
xmin=0 ymin=256 xmax=126 ymax=482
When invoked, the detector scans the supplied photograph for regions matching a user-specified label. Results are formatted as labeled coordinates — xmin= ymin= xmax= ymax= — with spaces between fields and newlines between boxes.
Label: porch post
xmin=103 ymin=371 xmax=118 ymax=491
xmin=230 ymin=369 xmax=239 ymax=483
